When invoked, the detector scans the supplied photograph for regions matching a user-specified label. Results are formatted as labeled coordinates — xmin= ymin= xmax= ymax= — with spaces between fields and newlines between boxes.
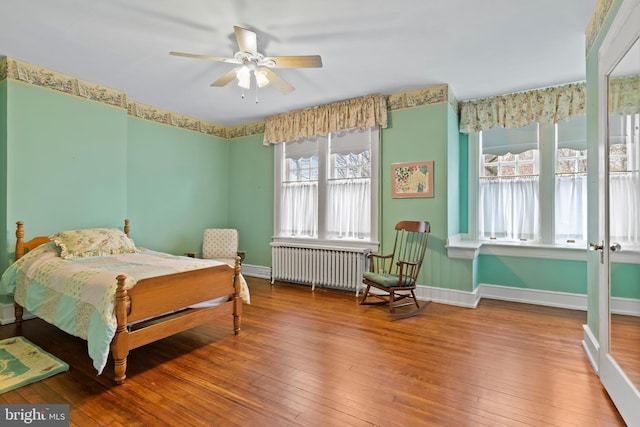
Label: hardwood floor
xmin=0 ymin=277 xmax=626 ymax=426
xmin=611 ymin=313 xmax=640 ymax=388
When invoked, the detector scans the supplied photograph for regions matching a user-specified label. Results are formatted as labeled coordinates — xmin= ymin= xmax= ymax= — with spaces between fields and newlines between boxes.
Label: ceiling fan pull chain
xmin=255 ymin=83 xmax=259 ymax=104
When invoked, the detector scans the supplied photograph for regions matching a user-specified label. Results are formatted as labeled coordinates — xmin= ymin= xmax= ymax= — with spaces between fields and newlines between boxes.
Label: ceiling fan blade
xmin=265 ymin=55 xmax=323 ymax=68
xmin=170 ymin=51 xmax=240 ymax=64
xmin=260 ymin=68 xmax=295 ymax=94
xmin=210 ymin=67 xmax=241 ymax=87
xmin=234 ymin=26 xmax=258 ymax=55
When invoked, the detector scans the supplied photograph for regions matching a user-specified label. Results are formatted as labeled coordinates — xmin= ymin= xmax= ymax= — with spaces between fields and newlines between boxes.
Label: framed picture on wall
xmin=391 ymin=160 xmax=434 ymax=198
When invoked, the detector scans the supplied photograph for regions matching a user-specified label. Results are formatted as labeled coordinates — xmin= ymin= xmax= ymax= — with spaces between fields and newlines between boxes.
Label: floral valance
xmin=263 ymin=94 xmax=388 ymax=145
xmin=459 ymin=82 xmax=586 ymax=133
xmin=610 ymin=75 xmax=640 ymax=115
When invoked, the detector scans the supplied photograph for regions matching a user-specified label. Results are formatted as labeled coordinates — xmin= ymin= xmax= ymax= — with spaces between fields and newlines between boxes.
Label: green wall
xmin=478 ymin=255 xmax=588 ymax=294
xmin=611 ymin=262 xmax=640 ymax=299
xmin=4 ymin=81 xmax=128 ymax=269
xmin=447 ymin=104 xmax=460 ymax=237
xmin=126 ymin=117 xmax=228 ymax=255
xmin=458 ymin=132 xmax=469 ymax=234
xmin=0 ymin=80 xmax=7 ymax=276
xmin=0 ymin=80 xmax=231 ymax=271
xmin=380 ymin=104 xmax=449 ymax=287
xmin=375 ymin=102 xmax=474 ymax=292
xmin=227 ymin=134 xmax=273 ymax=267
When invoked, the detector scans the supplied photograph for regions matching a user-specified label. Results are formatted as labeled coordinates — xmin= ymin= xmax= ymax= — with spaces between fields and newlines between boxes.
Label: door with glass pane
xmin=597 ymin=3 xmax=640 ymax=423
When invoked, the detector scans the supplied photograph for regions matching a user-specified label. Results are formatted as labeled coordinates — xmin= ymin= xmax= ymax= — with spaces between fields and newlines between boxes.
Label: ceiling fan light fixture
xmin=254 ymin=69 xmax=269 ymax=88
xmin=236 ymin=66 xmax=251 ymax=89
xmin=171 ymin=26 xmax=322 ymax=95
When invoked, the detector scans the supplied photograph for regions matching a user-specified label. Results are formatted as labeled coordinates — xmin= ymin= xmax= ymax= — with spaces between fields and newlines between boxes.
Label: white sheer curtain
xmin=280 ymin=182 xmax=318 ymax=237
xmin=609 ymin=113 xmax=640 ymax=244
xmin=555 ymin=175 xmax=588 ymax=242
xmin=478 ymin=177 xmax=540 ymax=240
xmin=276 ymin=128 xmax=376 ymax=241
xmin=610 ymin=173 xmax=640 ymax=244
xmin=327 ymin=179 xmax=370 ymax=239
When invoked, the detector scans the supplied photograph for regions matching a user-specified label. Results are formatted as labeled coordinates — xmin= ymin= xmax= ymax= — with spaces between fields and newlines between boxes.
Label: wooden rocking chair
xmin=359 ymin=220 xmax=431 ymax=319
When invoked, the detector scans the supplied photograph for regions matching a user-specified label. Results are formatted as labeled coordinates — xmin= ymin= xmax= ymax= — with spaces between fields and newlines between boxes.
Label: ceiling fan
xmin=170 ymin=26 xmax=322 ymax=95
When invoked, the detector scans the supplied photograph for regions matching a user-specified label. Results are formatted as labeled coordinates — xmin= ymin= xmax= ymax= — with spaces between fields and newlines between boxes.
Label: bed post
xmin=124 ymin=218 xmax=130 ymax=237
xmin=233 ymin=257 xmax=242 ymax=335
xmin=111 ymin=274 xmax=130 ymax=384
xmin=15 ymin=221 xmax=25 ymax=260
xmin=14 ymin=222 xmax=25 ymax=325
xmin=14 ymin=304 xmax=24 ymax=327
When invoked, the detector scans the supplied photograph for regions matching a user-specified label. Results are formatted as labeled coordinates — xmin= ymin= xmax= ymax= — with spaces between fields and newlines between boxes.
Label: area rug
xmin=0 ymin=337 xmax=69 ymax=394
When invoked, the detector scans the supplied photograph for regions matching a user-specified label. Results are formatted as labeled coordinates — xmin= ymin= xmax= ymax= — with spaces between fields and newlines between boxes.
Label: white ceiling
xmin=1 ymin=0 xmax=598 ymax=127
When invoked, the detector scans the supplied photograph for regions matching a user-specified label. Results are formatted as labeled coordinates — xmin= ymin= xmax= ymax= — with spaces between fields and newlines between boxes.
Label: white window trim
xmin=461 ymin=122 xmax=586 ymax=260
xmin=273 ymin=128 xmax=380 ymax=252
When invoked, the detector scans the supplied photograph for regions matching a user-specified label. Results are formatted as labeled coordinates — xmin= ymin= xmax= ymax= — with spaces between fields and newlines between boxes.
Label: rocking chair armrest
xmin=367 ymin=253 xmax=393 ymax=260
xmin=396 ymin=260 xmax=418 ymax=268
xmin=368 ymin=253 xmax=394 ymax=273
xmin=396 ymin=260 xmax=419 ymax=281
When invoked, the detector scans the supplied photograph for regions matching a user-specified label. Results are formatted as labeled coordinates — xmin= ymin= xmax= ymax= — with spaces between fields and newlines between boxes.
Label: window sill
xmin=446 ymin=234 xmax=588 ymax=261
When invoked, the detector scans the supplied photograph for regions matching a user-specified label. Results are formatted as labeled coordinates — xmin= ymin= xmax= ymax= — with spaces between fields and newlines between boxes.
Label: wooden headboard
xmin=15 ymin=219 xmax=131 ymax=261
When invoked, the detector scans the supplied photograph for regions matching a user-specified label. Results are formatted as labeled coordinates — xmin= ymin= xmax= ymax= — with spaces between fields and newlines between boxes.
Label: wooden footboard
xmin=12 ymin=220 xmax=243 ymax=385
xmin=110 ymin=260 xmax=242 ymax=384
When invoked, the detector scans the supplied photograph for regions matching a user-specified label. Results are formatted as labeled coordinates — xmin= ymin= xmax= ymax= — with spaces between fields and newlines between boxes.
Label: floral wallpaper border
xmin=226 ymin=121 xmax=266 ymax=139
xmin=7 ymin=58 xmax=127 ymax=109
xmin=586 ymin=0 xmax=615 ymax=55
xmin=127 ymin=101 xmax=229 ymax=138
xmin=387 ymin=83 xmax=453 ymax=112
xmin=5 ymin=56 xmax=456 ymax=139
xmin=0 ymin=57 xmax=6 ymax=82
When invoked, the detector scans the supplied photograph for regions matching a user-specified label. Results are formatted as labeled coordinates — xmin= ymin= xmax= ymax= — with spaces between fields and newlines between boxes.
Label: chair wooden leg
xmin=359 ymin=284 xmax=372 ymax=305
xmin=411 ymin=290 xmax=420 ymax=308
xmin=389 ymin=290 xmax=395 ymax=314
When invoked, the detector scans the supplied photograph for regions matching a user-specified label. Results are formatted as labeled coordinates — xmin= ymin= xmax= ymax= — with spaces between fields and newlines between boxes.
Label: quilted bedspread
xmin=0 ymin=242 xmax=249 ymax=375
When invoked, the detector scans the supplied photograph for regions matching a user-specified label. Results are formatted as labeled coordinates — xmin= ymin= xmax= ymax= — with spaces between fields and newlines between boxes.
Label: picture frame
xmin=391 ymin=160 xmax=434 ymax=198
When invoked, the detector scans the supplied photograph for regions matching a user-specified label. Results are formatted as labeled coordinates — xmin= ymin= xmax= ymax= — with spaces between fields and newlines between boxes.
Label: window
xmin=555 ymin=117 xmax=588 ymax=243
xmin=274 ymin=127 xmax=379 ymax=246
xmin=609 ymin=113 xmax=640 ymax=245
xmin=471 ymin=116 xmax=587 ymax=244
xmin=478 ymin=123 xmax=540 ymax=241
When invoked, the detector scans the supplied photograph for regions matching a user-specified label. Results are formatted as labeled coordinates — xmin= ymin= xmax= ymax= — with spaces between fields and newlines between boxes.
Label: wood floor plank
xmin=0 ymin=277 xmax=626 ymax=426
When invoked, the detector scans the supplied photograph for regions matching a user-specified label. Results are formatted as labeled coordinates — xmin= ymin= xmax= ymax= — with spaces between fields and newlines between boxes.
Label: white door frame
xmin=596 ymin=0 xmax=640 ymax=424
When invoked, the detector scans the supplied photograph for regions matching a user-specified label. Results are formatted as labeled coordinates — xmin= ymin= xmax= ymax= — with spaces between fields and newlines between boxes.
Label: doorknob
xmin=589 ymin=242 xmax=604 ymax=251
xmin=610 ymin=242 xmax=622 ymax=252
xmin=589 ymin=241 xmax=604 ymax=263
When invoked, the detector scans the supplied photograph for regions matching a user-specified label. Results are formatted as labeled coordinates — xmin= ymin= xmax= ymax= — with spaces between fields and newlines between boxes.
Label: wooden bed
xmin=12 ymin=219 xmax=243 ymax=384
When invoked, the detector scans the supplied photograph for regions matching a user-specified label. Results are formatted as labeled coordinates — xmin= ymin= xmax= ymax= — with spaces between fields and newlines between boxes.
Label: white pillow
xmin=50 ymin=228 xmax=137 ymax=259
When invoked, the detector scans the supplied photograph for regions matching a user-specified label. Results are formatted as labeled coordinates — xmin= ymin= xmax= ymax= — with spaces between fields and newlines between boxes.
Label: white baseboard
xmin=582 ymin=324 xmax=600 ymax=374
xmin=417 ymin=283 xmax=639 ymax=316
xmin=0 ymin=303 xmax=14 ymax=325
xmin=477 ymin=283 xmax=588 ymax=311
xmin=241 ymin=264 xmax=271 ymax=280
xmin=1 ymin=303 xmax=34 ymax=325
xmin=246 ymin=266 xmax=640 ymax=316
xmin=413 ymin=283 xmax=588 ymax=311
xmin=416 ymin=285 xmax=481 ymax=308
xmin=611 ymin=296 xmax=640 ymax=316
